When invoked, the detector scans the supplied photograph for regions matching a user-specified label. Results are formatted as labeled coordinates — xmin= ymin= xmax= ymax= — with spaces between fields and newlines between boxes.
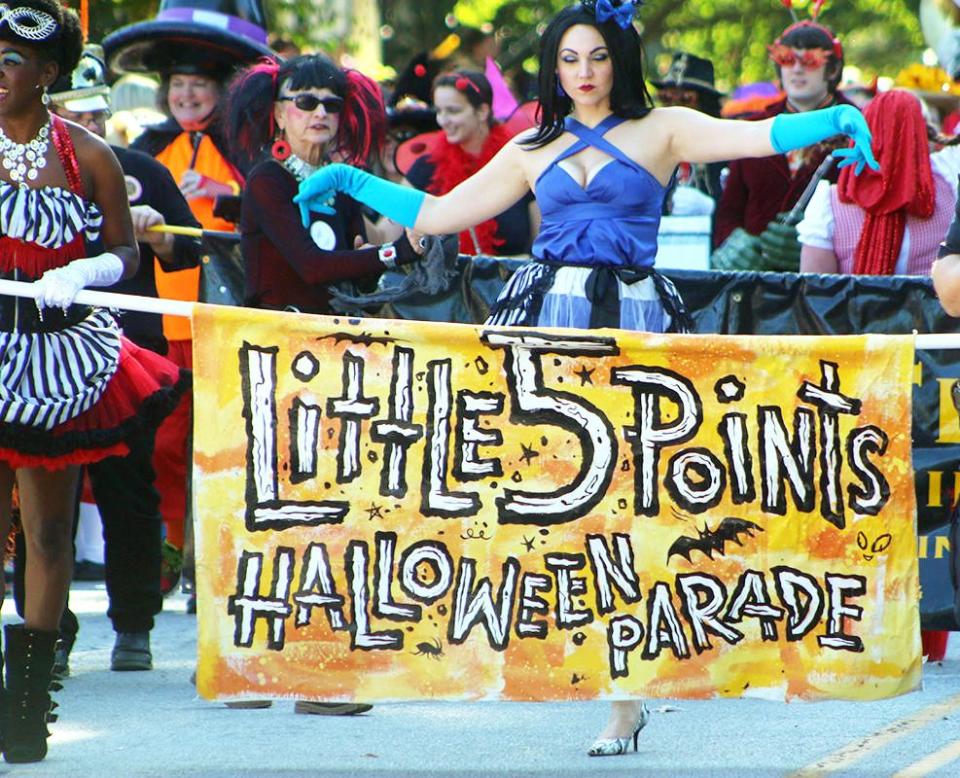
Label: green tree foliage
xmin=92 ymin=0 xmax=925 ymax=90
xmin=642 ymin=0 xmax=923 ymax=90
xmin=399 ymin=0 xmax=924 ymax=90
xmin=92 ymin=1 xmax=158 ymax=42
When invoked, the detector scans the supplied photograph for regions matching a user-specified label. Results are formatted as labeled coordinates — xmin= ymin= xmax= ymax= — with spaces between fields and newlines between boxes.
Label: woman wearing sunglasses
xmin=225 ymin=54 xmax=423 ymax=317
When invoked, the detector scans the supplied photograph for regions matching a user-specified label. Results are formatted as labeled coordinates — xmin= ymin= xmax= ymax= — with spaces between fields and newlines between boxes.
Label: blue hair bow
xmin=594 ymin=0 xmax=640 ymax=30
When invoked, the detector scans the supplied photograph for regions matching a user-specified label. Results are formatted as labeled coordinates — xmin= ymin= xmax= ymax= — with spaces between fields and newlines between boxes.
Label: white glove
xmin=670 ymin=185 xmax=716 ymax=216
xmin=34 ymin=252 xmax=125 ymax=311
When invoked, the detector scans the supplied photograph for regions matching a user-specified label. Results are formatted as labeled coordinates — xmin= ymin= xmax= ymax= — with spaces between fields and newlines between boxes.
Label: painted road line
xmin=891 ymin=739 xmax=960 ymax=777
xmin=788 ymin=692 xmax=960 ymax=777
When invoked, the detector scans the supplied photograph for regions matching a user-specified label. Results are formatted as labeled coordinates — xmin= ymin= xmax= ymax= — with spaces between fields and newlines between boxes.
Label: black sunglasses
xmin=278 ymin=94 xmax=344 ymax=113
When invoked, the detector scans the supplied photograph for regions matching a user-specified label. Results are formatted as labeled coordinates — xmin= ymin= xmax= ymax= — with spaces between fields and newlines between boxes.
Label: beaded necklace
xmin=0 ymin=119 xmax=50 ymax=186
xmin=282 ymin=153 xmax=320 ymax=183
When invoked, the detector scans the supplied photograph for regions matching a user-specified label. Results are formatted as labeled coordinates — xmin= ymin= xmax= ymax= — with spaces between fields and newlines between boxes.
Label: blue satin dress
xmin=486 ymin=114 xmax=690 ymax=332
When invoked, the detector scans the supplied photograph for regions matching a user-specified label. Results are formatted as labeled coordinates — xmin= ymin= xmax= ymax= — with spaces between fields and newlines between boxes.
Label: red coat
xmin=712 ymin=95 xmax=857 ymax=248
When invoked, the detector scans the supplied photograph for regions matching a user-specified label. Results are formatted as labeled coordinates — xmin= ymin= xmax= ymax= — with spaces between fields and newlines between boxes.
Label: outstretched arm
xmin=933 ymin=254 xmax=960 ymax=316
xmin=414 ymin=142 xmax=531 ymax=234
xmin=665 ymin=108 xmax=774 ymax=166
xmin=295 ymin=141 xmax=531 ymax=235
xmin=664 ymin=105 xmax=878 ymax=174
xmin=933 ymin=185 xmax=960 ymax=316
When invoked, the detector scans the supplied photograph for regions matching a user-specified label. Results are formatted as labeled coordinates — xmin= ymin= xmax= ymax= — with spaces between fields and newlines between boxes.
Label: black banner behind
xmin=362 ymin=262 xmax=960 ymax=628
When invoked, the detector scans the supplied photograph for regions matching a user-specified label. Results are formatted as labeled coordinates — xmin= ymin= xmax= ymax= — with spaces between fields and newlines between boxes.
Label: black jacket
xmin=109 ymin=145 xmax=203 ymax=354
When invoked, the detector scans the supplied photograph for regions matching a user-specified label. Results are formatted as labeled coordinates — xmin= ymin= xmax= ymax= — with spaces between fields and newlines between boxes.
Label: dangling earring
xmin=271 ymin=128 xmax=291 ymax=161
xmin=41 ymin=87 xmax=50 ymax=106
xmin=556 ymin=81 xmax=566 ymax=97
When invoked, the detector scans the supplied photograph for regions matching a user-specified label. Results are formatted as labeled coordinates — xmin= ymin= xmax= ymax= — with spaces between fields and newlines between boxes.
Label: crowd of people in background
xmin=4 ymin=0 xmax=960 ymax=765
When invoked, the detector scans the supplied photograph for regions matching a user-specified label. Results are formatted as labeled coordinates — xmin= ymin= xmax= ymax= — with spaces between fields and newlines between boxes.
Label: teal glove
xmin=758 ymin=212 xmax=801 ymax=271
xmin=294 ymin=163 xmax=426 ymax=229
xmin=770 ymin=105 xmax=879 ymax=175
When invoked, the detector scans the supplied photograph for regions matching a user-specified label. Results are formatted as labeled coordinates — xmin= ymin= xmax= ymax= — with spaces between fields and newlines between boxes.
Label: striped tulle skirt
xmin=485 ymin=260 xmax=692 ymax=333
xmin=0 ymin=307 xmax=189 ymax=470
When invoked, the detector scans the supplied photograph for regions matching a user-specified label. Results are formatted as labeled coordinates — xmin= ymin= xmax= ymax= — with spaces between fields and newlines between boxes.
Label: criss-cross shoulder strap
xmin=557 ymin=114 xmax=642 ymax=173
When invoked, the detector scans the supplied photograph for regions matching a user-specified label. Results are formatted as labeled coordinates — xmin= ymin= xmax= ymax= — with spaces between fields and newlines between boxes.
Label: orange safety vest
xmin=154 ymin=132 xmax=241 ymax=341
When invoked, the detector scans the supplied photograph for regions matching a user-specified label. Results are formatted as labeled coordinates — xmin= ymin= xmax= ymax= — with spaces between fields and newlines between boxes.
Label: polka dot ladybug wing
xmin=395 ymin=131 xmax=445 ymax=179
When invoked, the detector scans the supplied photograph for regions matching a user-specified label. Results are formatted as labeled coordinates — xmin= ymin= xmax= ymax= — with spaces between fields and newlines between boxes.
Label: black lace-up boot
xmin=3 ymin=624 xmax=58 ymax=763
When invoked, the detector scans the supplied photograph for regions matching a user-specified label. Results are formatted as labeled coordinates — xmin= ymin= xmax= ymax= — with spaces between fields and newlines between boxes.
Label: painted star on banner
xmin=574 ymin=365 xmax=595 ymax=385
xmin=520 ymin=443 xmax=540 ymax=465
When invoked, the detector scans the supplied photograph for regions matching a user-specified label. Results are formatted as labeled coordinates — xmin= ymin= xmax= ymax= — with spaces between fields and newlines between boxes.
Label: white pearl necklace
xmin=0 ymin=119 xmax=49 ymax=186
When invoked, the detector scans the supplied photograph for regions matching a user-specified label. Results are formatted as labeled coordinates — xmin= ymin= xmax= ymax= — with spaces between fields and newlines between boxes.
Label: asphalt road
xmin=2 ymin=583 xmax=960 ymax=777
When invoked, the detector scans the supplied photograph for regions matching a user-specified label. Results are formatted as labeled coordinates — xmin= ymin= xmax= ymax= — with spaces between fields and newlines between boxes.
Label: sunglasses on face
xmin=278 ymin=93 xmax=344 ymax=113
xmin=767 ymin=44 xmax=829 ymax=70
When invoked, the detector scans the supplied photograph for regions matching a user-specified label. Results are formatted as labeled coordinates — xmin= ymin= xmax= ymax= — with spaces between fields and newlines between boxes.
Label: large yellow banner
xmin=192 ymin=304 xmax=921 ymax=703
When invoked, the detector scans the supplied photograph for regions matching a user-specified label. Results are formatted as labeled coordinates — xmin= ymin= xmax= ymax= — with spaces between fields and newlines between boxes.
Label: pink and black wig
xmin=226 ymin=53 xmax=386 ymax=169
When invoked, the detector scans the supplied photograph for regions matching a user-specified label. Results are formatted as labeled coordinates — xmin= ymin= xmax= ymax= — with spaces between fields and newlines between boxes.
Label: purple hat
xmin=102 ymin=0 xmax=275 ymax=79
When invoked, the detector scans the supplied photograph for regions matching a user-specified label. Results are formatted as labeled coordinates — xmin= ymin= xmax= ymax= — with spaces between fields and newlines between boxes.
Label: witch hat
xmin=102 ymin=0 xmax=275 ymax=79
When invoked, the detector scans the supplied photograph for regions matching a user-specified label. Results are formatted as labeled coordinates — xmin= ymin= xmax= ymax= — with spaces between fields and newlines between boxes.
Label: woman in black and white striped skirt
xmin=0 ymin=2 xmax=187 ymax=763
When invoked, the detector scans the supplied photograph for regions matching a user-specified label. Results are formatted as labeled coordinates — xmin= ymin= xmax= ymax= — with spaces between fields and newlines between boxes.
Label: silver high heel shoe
xmin=586 ymin=702 xmax=651 ymax=757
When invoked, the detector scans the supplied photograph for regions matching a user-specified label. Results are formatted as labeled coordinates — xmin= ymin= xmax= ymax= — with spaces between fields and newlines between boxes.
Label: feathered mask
xmin=580 ymin=0 xmax=643 ymax=30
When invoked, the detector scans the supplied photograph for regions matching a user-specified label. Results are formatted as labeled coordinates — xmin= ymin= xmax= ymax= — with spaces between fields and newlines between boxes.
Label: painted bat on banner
xmin=667 ymin=518 xmax=764 ymax=563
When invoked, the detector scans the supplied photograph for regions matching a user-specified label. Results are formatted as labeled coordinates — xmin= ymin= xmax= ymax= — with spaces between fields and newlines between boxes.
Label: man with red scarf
xmin=712 ymin=19 xmax=858 ymax=271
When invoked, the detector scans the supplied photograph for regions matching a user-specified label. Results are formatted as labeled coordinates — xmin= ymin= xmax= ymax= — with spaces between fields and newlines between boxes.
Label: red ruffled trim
xmin=0 ymin=233 xmax=87 ymax=278
xmin=0 ymin=338 xmax=191 ymax=470
xmin=55 ymin=339 xmax=182 ymax=434
xmin=425 ymin=124 xmax=513 ymax=255
xmin=0 ymin=442 xmax=129 ymax=470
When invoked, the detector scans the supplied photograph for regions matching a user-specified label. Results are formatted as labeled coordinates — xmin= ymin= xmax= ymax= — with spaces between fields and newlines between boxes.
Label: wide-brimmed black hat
xmin=387 ymin=100 xmax=438 ymax=136
xmin=102 ymin=0 xmax=274 ymax=79
xmin=651 ymin=52 xmax=725 ymax=97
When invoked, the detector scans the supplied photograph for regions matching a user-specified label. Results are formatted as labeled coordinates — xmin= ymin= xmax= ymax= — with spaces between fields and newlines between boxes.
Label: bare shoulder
xmin=61 ymin=120 xmax=116 ymax=168
xmin=509 ymin=126 xmax=538 ymax=146
xmin=605 ymin=110 xmax=679 ymax=154
xmin=637 ymin=106 xmax=705 ymax=131
xmin=507 ymin=128 xmax=565 ymax=181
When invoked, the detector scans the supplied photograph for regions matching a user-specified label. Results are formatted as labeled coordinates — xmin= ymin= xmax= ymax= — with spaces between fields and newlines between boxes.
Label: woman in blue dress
xmin=294 ymin=0 xmax=877 ymax=757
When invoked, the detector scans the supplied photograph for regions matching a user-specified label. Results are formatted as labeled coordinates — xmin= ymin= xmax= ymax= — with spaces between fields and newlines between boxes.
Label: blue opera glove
xmin=770 ymin=105 xmax=879 ymax=175
xmin=294 ymin=163 xmax=426 ymax=228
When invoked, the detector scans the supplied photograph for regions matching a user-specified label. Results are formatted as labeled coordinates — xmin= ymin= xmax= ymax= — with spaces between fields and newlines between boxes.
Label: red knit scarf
xmin=837 ymin=90 xmax=934 ymax=275
xmin=425 ymin=123 xmax=513 ymax=255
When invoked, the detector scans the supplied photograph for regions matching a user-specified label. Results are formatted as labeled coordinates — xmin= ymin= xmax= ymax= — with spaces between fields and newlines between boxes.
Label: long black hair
xmin=0 ymin=0 xmax=83 ymax=80
xmin=226 ymin=54 xmax=386 ymax=169
xmin=525 ymin=2 xmax=653 ymax=149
